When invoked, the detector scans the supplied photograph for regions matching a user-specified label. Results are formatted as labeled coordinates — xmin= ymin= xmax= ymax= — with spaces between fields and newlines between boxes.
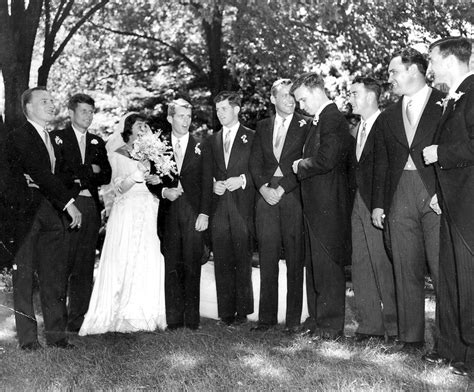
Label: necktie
xmin=406 ymin=99 xmax=415 ymax=125
xmin=224 ymin=129 xmax=231 ymax=154
xmin=274 ymin=118 xmax=286 ymax=161
xmin=43 ymin=128 xmax=55 ymax=173
xmin=356 ymin=121 xmax=367 ymax=161
xmin=79 ymin=133 xmax=86 ymax=164
xmin=174 ymin=139 xmax=183 ymax=172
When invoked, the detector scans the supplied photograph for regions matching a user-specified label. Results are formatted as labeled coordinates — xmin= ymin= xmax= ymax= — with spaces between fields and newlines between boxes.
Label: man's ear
xmin=270 ymin=95 xmax=276 ymax=105
xmin=167 ymin=115 xmax=172 ymax=125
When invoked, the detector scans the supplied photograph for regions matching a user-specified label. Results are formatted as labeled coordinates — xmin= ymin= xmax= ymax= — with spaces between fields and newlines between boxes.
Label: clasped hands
xmin=213 ymin=176 xmax=243 ymax=195
xmin=260 ymin=184 xmax=284 ymax=205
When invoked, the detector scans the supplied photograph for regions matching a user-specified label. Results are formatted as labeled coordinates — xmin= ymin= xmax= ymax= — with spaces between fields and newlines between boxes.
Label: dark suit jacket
xmin=372 ymin=88 xmax=445 ymax=213
xmin=435 ymin=74 xmax=474 ymax=254
xmin=148 ymin=134 xmax=213 ymax=237
xmin=297 ymin=103 xmax=353 ymax=266
xmin=51 ymin=125 xmax=111 ymax=209
xmin=6 ymin=121 xmax=76 ymax=242
xmin=250 ymin=112 xmax=310 ymax=194
xmin=203 ymin=124 xmax=255 ymax=232
xmin=350 ymin=118 xmax=380 ymax=210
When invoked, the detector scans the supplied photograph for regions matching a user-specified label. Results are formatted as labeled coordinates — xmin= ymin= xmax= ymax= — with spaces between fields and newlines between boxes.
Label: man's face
xmin=293 ymin=85 xmax=322 ymax=116
xmin=216 ymin=99 xmax=240 ymax=128
xmin=428 ymin=46 xmax=450 ymax=86
xmin=271 ymin=84 xmax=295 ymax=117
xmin=168 ymin=105 xmax=192 ymax=137
xmin=69 ymin=103 xmax=94 ymax=132
xmin=388 ymin=56 xmax=413 ymax=96
xmin=26 ymin=90 xmax=55 ymax=125
xmin=349 ymin=83 xmax=370 ymax=116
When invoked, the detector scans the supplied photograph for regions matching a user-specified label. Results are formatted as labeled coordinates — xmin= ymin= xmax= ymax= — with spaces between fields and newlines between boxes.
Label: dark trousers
xmin=437 ymin=214 xmax=474 ymax=367
xmin=351 ymin=191 xmax=397 ymax=336
xmin=387 ymin=171 xmax=439 ymax=342
xmin=255 ymin=189 xmax=304 ymax=327
xmin=66 ymin=196 xmax=99 ymax=331
xmin=304 ymin=220 xmax=345 ymax=333
xmin=212 ymin=194 xmax=253 ymax=319
xmin=12 ymin=198 xmax=69 ymax=346
xmin=162 ymin=196 xmax=203 ymax=327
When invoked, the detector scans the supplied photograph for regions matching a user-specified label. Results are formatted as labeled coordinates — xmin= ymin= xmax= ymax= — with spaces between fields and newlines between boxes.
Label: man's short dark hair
xmin=68 ymin=93 xmax=95 ymax=111
xmin=121 ymin=113 xmax=146 ymax=143
xmin=430 ymin=36 xmax=472 ymax=65
xmin=352 ymin=76 xmax=382 ymax=101
xmin=21 ymin=86 xmax=48 ymax=116
xmin=290 ymin=72 xmax=325 ymax=94
xmin=271 ymin=79 xmax=292 ymax=97
xmin=213 ymin=91 xmax=242 ymax=107
xmin=392 ymin=48 xmax=428 ymax=76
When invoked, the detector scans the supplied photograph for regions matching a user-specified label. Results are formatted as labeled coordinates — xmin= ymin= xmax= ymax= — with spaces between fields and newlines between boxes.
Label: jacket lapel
xmin=180 ymin=135 xmax=196 ymax=174
xmin=411 ymin=88 xmax=435 ymax=147
xmin=388 ymin=99 xmax=409 ymax=147
xmin=280 ymin=115 xmax=299 ymax=158
xmin=227 ymin=126 xmax=246 ymax=170
xmin=215 ymin=129 xmax=226 ymax=171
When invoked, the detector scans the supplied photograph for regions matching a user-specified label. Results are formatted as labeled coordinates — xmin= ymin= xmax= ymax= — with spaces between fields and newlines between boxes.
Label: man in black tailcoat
xmin=51 ymin=93 xmax=111 ymax=332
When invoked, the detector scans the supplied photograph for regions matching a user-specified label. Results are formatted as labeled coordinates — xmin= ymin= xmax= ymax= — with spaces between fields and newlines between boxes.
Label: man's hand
xmin=213 ymin=180 xmax=227 ymax=195
xmin=66 ymin=203 xmax=82 ymax=229
xmin=145 ymin=174 xmax=161 ymax=185
xmin=423 ymin=145 xmax=438 ymax=165
xmin=260 ymin=185 xmax=281 ymax=205
xmin=195 ymin=214 xmax=209 ymax=231
xmin=371 ymin=208 xmax=385 ymax=229
xmin=225 ymin=176 xmax=243 ymax=192
xmin=91 ymin=164 xmax=101 ymax=174
xmin=163 ymin=187 xmax=183 ymax=201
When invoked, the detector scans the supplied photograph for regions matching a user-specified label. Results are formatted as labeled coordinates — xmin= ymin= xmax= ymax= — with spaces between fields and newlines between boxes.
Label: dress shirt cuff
xmin=63 ymin=198 xmax=75 ymax=211
xmin=161 ymin=187 xmax=168 ymax=199
xmin=240 ymin=174 xmax=246 ymax=189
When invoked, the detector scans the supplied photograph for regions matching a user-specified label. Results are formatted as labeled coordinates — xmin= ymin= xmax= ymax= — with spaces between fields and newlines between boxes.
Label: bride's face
xmin=129 ymin=120 xmax=149 ymax=144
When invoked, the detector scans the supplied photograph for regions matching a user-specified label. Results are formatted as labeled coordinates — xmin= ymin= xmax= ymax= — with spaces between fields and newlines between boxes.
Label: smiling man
xmin=371 ymin=48 xmax=445 ymax=354
xmin=291 ymin=73 xmax=353 ymax=340
xmin=249 ymin=79 xmax=310 ymax=333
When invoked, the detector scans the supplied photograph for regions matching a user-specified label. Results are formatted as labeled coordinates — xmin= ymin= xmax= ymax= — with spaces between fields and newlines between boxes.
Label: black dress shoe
xmin=234 ymin=315 xmax=248 ymax=326
xmin=48 ymin=339 xmax=76 ymax=349
xmin=167 ymin=323 xmax=184 ymax=331
xmin=422 ymin=351 xmax=449 ymax=365
xmin=449 ymin=362 xmax=469 ymax=377
xmin=250 ymin=324 xmax=271 ymax=332
xmin=186 ymin=324 xmax=200 ymax=331
xmin=313 ymin=328 xmax=343 ymax=340
xmin=20 ymin=341 xmax=43 ymax=351
xmin=283 ymin=326 xmax=300 ymax=335
xmin=218 ymin=316 xmax=235 ymax=326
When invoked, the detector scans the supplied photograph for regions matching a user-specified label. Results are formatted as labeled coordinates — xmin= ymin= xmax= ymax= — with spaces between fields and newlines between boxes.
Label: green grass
xmin=0 ymin=287 xmax=472 ymax=391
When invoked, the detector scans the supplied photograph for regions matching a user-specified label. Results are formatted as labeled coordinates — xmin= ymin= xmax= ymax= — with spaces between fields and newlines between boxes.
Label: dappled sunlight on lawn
xmin=166 ymin=350 xmax=204 ymax=371
xmin=240 ymin=353 xmax=292 ymax=381
xmin=0 ymin=314 xmax=16 ymax=342
xmin=317 ymin=340 xmax=354 ymax=360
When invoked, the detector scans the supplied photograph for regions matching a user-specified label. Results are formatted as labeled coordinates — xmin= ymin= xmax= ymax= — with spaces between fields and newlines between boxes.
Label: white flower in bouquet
xmin=129 ymin=129 xmax=177 ymax=179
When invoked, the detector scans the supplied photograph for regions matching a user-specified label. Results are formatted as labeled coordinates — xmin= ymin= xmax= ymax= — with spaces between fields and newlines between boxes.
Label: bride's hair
xmin=121 ymin=113 xmax=146 ymax=143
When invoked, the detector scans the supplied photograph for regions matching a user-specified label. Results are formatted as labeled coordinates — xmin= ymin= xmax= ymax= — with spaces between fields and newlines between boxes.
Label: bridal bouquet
xmin=129 ymin=130 xmax=177 ymax=178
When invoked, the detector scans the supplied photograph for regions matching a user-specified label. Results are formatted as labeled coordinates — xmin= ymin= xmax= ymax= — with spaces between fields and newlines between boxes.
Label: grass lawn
xmin=0 ymin=280 xmax=472 ymax=391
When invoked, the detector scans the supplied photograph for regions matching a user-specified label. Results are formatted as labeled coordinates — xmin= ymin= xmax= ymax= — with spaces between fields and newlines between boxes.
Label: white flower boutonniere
xmin=299 ymin=119 xmax=307 ymax=127
xmin=437 ymin=91 xmax=465 ymax=110
xmin=312 ymin=116 xmax=319 ymax=126
xmin=195 ymin=143 xmax=201 ymax=155
xmin=55 ymin=136 xmax=63 ymax=145
xmin=90 ymin=138 xmax=98 ymax=145
xmin=241 ymin=135 xmax=248 ymax=144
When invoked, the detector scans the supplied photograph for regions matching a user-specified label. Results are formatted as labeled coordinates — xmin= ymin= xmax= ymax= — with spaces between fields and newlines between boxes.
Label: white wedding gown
xmin=79 ymin=152 xmax=167 ymax=335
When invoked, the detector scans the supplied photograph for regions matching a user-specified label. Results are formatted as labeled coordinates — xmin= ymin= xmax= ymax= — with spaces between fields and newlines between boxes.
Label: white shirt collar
xmin=171 ymin=131 xmax=190 ymax=149
xmin=362 ymin=109 xmax=381 ymax=134
xmin=28 ymin=119 xmax=47 ymax=135
xmin=223 ymin=121 xmax=240 ymax=135
xmin=404 ymin=84 xmax=430 ymax=106
xmin=274 ymin=113 xmax=293 ymax=129
xmin=449 ymin=71 xmax=474 ymax=96
xmin=71 ymin=124 xmax=87 ymax=143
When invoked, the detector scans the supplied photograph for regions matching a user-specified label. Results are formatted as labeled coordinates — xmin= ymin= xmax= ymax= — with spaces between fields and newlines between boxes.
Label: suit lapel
xmin=264 ymin=117 xmax=278 ymax=161
xmin=227 ymin=126 xmax=246 ymax=170
xmin=66 ymin=127 xmax=83 ymax=165
xmin=26 ymin=122 xmax=51 ymax=162
xmin=214 ymin=129 xmax=226 ymax=171
xmin=388 ymin=100 xmax=409 ymax=147
xmin=359 ymin=125 xmax=374 ymax=163
xmin=280 ymin=115 xmax=299 ymax=158
xmin=181 ymin=135 xmax=195 ymax=174
xmin=411 ymin=88 xmax=435 ymax=147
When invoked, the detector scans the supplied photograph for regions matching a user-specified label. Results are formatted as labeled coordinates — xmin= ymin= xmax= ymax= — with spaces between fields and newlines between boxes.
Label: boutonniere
xmin=299 ymin=119 xmax=307 ymax=127
xmin=90 ymin=138 xmax=98 ymax=145
xmin=312 ymin=116 xmax=319 ymax=126
xmin=195 ymin=143 xmax=201 ymax=155
xmin=241 ymin=135 xmax=248 ymax=144
xmin=55 ymin=136 xmax=63 ymax=145
xmin=437 ymin=91 xmax=465 ymax=110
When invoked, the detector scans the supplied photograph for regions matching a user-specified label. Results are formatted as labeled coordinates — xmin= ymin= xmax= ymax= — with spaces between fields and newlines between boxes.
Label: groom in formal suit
xmin=349 ymin=77 xmax=397 ymax=342
xmin=423 ymin=36 xmax=474 ymax=376
xmin=372 ymin=48 xmax=445 ymax=353
xmin=148 ymin=98 xmax=212 ymax=330
xmin=203 ymin=91 xmax=255 ymax=326
xmin=6 ymin=87 xmax=82 ymax=350
xmin=249 ymin=79 xmax=309 ymax=332
xmin=51 ymin=93 xmax=111 ymax=332
xmin=291 ymin=73 xmax=353 ymax=339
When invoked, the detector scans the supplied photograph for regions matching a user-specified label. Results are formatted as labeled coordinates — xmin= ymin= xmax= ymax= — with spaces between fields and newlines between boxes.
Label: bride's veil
xmin=102 ymin=112 xmax=139 ymax=216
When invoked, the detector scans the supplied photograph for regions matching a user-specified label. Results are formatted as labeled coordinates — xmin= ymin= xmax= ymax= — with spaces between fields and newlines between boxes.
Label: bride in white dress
xmin=79 ymin=113 xmax=167 ymax=335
